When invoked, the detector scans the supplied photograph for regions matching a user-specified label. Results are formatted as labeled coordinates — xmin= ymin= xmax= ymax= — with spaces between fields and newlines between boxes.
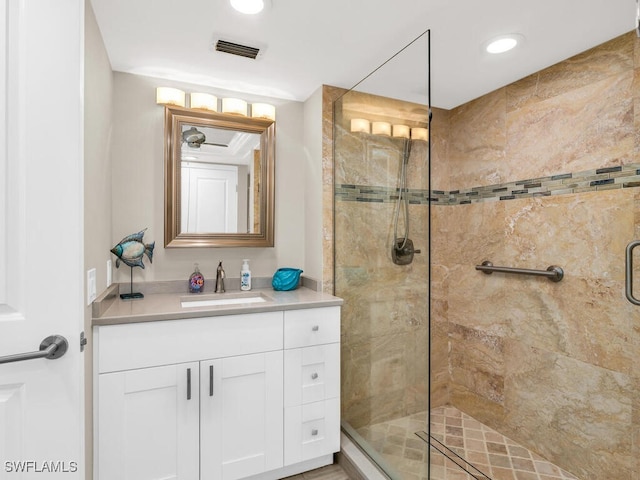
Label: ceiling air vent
xmin=215 ymin=39 xmax=260 ymax=59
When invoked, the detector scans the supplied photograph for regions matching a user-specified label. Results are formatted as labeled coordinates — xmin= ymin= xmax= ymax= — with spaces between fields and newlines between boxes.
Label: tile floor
xmin=285 ymin=463 xmax=354 ymax=480
xmin=356 ymin=407 xmax=581 ymax=480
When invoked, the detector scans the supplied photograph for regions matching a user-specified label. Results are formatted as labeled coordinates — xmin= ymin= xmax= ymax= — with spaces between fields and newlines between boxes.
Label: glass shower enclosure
xmin=332 ymin=30 xmax=432 ymax=480
xmin=331 ymin=26 xmax=640 ymax=480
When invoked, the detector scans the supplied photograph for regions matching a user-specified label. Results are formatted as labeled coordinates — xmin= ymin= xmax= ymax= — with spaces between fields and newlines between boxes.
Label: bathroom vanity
xmin=92 ymin=284 xmax=342 ymax=480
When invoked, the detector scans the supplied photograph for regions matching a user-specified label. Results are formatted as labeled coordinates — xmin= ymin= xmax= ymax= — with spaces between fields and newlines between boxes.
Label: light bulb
xmin=350 ymin=119 xmax=370 ymax=133
xmin=230 ymin=0 xmax=264 ymax=14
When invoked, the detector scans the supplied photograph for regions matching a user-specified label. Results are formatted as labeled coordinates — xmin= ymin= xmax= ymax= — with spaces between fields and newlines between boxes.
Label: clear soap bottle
xmin=189 ymin=263 xmax=205 ymax=293
xmin=240 ymin=259 xmax=251 ymax=291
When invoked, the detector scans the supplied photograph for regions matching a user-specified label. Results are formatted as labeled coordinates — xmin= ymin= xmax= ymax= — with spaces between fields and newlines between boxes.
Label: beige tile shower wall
xmin=435 ymin=32 xmax=640 ymax=479
xmin=322 ymin=85 xmax=451 ymax=426
xmin=330 ymin=89 xmax=431 ymax=428
xmin=322 ymin=86 xmax=345 ymax=296
xmin=426 ymin=107 xmax=450 ymax=410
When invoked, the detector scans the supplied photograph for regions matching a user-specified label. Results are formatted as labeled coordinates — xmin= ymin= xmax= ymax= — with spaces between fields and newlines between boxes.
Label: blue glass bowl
xmin=272 ymin=268 xmax=303 ymax=291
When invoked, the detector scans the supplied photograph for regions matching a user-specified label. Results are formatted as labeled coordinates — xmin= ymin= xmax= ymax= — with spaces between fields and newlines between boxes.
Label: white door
xmin=201 ymin=352 xmax=284 ymax=480
xmin=0 ymin=0 xmax=84 ymax=477
xmin=97 ymin=363 xmax=200 ymax=480
xmin=181 ymin=163 xmax=238 ymax=233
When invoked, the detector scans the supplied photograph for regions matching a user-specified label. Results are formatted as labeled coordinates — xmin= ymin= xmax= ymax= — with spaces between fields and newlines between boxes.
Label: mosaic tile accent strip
xmin=355 ymin=407 xmax=581 ymax=480
xmin=335 ymin=184 xmax=430 ymax=204
xmin=336 ymin=163 xmax=640 ymax=206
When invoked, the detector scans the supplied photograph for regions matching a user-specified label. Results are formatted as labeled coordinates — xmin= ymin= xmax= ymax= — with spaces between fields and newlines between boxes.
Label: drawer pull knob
xmin=311 ymin=372 xmax=319 ymax=380
xmin=311 ymin=429 xmax=319 ymax=436
xmin=312 ymin=325 xmax=319 ymax=331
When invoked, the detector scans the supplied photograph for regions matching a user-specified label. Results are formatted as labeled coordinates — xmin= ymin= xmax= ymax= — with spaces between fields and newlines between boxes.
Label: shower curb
xmin=338 ymin=432 xmax=390 ymax=480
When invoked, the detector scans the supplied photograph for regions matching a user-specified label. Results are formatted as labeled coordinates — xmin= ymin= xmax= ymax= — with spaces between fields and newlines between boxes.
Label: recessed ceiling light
xmin=230 ymin=0 xmax=264 ymax=14
xmin=485 ymin=34 xmax=523 ymax=54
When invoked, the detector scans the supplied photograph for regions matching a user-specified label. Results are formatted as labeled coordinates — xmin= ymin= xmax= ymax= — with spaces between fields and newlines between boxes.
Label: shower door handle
xmin=625 ymin=240 xmax=640 ymax=305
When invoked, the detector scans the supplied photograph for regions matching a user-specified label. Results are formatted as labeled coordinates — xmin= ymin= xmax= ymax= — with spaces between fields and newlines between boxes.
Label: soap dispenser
xmin=240 ymin=259 xmax=252 ymax=291
xmin=189 ymin=263 xmax=205 ymax=293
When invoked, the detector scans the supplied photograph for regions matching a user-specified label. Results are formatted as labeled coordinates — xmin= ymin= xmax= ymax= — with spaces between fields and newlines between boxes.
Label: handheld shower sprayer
xmin=392 ymin=138 xmax=421 ymax=265
xmin=402 ymin=136 xmax=412 ymax=164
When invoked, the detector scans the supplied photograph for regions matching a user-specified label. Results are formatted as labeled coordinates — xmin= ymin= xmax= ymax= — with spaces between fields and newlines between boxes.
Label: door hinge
xmin=80 ymin=331 xmax=88 ymax=352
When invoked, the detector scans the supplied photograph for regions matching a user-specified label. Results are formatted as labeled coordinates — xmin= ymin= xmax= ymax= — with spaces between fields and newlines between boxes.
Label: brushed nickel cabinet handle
xmin=187 ymin=368 xmax=192 ymax=400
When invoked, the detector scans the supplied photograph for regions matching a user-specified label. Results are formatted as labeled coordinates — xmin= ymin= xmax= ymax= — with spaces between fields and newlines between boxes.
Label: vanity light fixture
xmin=230 ymin=0 xmax=264 ymax=14
xmin=190 ymin=93 xmax=218 ymax=111
xmin=157 ymin=90 xmax=275 ymax=122
xmin=411 ymin=127 xmax=428 ymax=141
xmin=485 ymin=34 xmax=523 ymax=54
xmin=392 ymin=124 xmax=410 ymax=139
xmin=350 ymin=118 xmax=370 ymax=134
xmin=156 ymin=87 xmax=186 ymax=107
xmin=221 ymin=97 xmax=248 ymax=116
xmin=251 ymin=103 xmax=276 ymax=121
xmin=372 ymin=122 xmax=391 ymax=136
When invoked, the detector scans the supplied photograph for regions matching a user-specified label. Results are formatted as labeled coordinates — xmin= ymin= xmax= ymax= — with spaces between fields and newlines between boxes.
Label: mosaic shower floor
xmin=355 ymin=407 xmax=580 ymax=480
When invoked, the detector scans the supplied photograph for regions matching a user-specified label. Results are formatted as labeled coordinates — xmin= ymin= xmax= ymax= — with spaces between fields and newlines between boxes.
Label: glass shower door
xmin=331 ymin=24 xmax=640 ymax=480
xmin=428 ymin=30 xmax=640 ymax=480
xmin=332 ymin=29 xmax=432 ymax=480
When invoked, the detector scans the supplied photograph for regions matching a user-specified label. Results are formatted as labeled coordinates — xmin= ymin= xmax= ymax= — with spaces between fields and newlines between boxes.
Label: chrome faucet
xmin=215 ymin=261 xmax=225 ymax=293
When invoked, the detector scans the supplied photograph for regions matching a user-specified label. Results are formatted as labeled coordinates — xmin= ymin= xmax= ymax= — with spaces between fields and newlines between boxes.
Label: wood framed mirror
xmin=164 ymin=105 xmax=275 ymax=247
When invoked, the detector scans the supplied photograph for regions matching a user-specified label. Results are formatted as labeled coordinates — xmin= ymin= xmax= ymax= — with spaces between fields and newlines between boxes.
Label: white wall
xmin=84 ymin=2 xmax=113 ymax=477
xmin=111 ymin=73 xmax=307 ymax=284
xmin=303 ymin=87 xmax=324 ymax=282
xmin=84 ymin=3 xmax=113 ymax=300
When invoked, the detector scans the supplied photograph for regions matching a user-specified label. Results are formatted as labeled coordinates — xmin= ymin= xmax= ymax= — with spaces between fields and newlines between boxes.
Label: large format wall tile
xmin=505 ymin=71 xmax=634 ymax=180
xmin=507 ymin=32 xmax=634 ymax=112
xmin=503 ymin=340 xmax=633 ymax=479
xmin=448 ymin=89 xmax=506 ymax=190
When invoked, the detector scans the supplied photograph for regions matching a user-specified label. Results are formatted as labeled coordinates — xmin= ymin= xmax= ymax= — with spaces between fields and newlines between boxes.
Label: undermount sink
xmin=180 ymin=292 xmax=271 ymax=308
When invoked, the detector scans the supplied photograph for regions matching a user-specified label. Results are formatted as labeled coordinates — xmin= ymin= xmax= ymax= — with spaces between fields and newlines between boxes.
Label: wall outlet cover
xmin=87 ymin=268 xmax=97 ymax=305
xmin=107 ymin=259 xmax=112 ymax=287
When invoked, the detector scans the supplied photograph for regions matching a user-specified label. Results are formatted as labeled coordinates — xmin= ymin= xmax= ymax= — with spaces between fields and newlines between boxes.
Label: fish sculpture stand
xmin=110 ymin=228 xmax=155 ymax=300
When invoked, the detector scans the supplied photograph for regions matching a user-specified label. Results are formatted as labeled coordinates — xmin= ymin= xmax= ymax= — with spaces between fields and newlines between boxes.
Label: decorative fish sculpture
xmin=110 ymin=229 xmax=155 ymax=269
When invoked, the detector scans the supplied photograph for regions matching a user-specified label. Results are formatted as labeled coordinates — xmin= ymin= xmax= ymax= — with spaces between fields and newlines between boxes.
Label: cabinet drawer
xmin=284 ymin=343 xmax=339 ymax=407
xmin=97 ymin=311 xmax=283 ymax=373
xmin=284 ymin=307 xmax=340 ymax=349
xmin=283 ymin=398 xmax=340 ymax=466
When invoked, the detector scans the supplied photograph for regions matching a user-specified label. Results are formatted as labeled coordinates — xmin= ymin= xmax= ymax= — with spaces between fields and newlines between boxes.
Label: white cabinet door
xmin=201 ymin=352 xmax=284 ymax=480
xmin=97 ymin=362 xmax=200 ymax=480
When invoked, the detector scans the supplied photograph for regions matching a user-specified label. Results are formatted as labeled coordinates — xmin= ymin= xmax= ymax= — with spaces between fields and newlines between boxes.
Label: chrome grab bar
xmin=0 ymin=335 xmax=68 ymax=365
xmin=476 ymin=261 xmax=564 ymax=282
xmin=625 ymin=241 xmax=640 ymax=305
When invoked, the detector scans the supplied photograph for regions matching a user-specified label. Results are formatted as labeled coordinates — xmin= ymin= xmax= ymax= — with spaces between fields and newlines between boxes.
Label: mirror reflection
xmin=164 ymin=106 xmax=275 ymax=248
xmin=180 ymin=124 xmax=261 ymax=234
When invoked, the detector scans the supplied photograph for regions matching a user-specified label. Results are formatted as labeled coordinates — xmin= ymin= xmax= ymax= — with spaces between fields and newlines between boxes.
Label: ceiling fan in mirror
xmin=181 ymin=126 xmax=228 ymax=148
